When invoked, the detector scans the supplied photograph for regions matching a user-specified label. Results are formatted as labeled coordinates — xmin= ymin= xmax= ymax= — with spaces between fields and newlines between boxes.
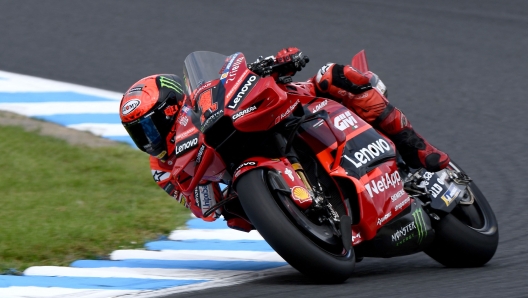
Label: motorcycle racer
xmin=118 ymin=48 xmax=449 ymax=230
xmin=275 ymin=47 xmax=449 ymax=172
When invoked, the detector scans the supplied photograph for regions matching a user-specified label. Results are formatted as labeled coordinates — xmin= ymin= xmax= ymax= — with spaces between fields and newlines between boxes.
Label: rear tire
xmin=236 ymin=169 xmax=355 ymax=283
xmin=424 ymin=163 xmax=499 ymax=267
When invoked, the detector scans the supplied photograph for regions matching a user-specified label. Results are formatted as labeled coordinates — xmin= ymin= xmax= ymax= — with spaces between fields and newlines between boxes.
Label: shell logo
xmin=292 ymin=186 xmax=311 ymax=201
xmin=122 ymin=99 xmax=141 ymax=116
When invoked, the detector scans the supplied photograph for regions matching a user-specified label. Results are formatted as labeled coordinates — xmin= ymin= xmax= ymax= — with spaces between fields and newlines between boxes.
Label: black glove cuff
xmin=331 ymin=64 xmax=372 ymax=95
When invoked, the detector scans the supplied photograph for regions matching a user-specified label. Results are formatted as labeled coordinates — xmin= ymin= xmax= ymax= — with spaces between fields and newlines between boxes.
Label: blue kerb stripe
xmin=34 ymin=114 xmax=120 ymax=125
xmin=71 ymin=259 xmax=286 ymax=271
xmin=0 ymin=275 xmax=207 ymax=290
xmin=146 ymin=240 xmax=274 ymax=252
xmin=186 ymin=218 xmax=228 ymax=229
xmin=0 ymin=92 xmax=116 ymax=103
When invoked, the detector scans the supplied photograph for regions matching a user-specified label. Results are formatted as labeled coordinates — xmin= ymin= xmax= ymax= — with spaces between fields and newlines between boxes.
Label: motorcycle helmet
xmin=120 ymin=74 xmax=186 ymax=162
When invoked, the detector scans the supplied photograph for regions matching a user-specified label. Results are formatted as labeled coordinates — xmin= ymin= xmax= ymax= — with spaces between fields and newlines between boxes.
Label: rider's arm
xmin=149 ymin=156 xmax=221 ymax=221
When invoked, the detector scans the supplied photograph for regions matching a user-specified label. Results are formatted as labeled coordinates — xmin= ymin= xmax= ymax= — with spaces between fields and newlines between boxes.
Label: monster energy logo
xmin=412 ymin=208 xmax=428 ymax=244
xmin=159 ymin=76 xmax=183 ymax=93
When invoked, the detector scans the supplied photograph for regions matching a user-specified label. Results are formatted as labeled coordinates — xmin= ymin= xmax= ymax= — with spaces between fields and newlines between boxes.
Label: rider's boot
xmin=372 ymin=104 xmax=450 ymax=172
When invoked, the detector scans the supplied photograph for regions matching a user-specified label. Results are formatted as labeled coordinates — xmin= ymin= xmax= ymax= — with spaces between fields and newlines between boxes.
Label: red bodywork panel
xmin=168 ymin=51 xmax=412 ymax=245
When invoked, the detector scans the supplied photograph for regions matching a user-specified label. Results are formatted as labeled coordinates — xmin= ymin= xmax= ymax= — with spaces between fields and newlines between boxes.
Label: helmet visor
xmin=123 ymin=111 xmax=172 ymax=160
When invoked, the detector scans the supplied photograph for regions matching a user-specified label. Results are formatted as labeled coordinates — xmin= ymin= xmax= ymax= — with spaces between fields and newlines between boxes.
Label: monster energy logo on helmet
xmin=412 ymin=208 xmax=428 ymax=244
xmin=158 ymin=76 xmax=183 ymax=93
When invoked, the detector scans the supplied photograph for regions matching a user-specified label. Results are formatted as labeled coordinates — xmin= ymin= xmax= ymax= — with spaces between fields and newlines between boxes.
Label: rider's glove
xmin=313 ymin=63 xmax=373 ymax=100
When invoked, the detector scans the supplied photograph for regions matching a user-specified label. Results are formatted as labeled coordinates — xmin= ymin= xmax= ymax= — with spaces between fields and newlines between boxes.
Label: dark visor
xmin=123 ymin=110 xmax=172 ymax=159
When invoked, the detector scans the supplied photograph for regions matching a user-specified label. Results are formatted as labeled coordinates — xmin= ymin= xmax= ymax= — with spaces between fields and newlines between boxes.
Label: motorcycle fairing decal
xmin=339 ymin=128 xmax=396 ymax=178
xmin=221 ymin=53 xmax=246 ymax=86
xmin=219 ymin=53 xmax=240 ymax=75
xmin=197 ymin=88 xmax=218 ymax=122
xmin=418 ymin=169 xmax=464 ymax=213
xmin=355 ymin=200 xmax=435 ymax=258
xmin=233 ymin=161 xmax=258 ymax=178
xmin=274 ymin=99 xmax=300 ymax=125
xmin=194 ymin=81 xmax=225 ymax=132
xmin=225 ymin=74 xmax=259 ymax=110
xmin=231 ymin=100 xmax=263 ymax=122
xmin=175 ymin=133 xmax=199 ymax=157
xmin=233 ymin=157 xmax=313 ymax=210
xmin=225 ymin=69 xmax=250 ymax=100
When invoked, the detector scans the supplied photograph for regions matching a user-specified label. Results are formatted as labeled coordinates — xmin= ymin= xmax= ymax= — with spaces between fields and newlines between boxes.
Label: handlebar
xmin=247 ymin=52 xmax=310 ymax=78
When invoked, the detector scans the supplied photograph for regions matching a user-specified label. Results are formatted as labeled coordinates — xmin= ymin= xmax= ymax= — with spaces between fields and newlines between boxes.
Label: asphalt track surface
xmin=1 ymin=1 xmax=527 ymax=297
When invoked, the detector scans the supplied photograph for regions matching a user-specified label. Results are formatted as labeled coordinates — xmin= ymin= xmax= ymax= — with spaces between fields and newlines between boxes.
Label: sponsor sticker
xmin=121 ymin=99 xmax=141 ymax=115
xmin=312 ymin=99 xmax=328 ymax=113
xmin=343 ymin=138 xmax=392 ymax=169
xmin=175 ymin=134 xmax=199 ymax=156
xmin=195 ymin=144 xmax=206 ymax=164
xmin=234 ymin=161 xmax=257 ymax=177
xmin=391 ymin=189 xmax=405 ymax=202
xmin=127 ymin=86 xmax=143 ymax=94
xmin=352 ymin=232 xmax=361 ymax=243
xmin=394 ymin=197 xmax=411 ymax=211
xmin=175 ymin=127 xmax=198 ymax=142
xmin=198 ymin=88 xmax=218 ymax=122
xmin=377 ymin=211 xmax=392 ymax=225
xmin=391 ymin=221 xmax=416 ymax=242
xmin=177 ymin=115 xmax=189 ymax=126
xmin=152 ymin=170 xmax=170 ymax=183
xmin=315 ymin=63 xmax=331 ymax=83
xmin=441 ymin=183 xmax=461 ymax=206
xmin=275 ymin=99 xmax=300 ymax=124
xmin=284 ymin=168 xmax=295 ymax=181
xmin=226 ymin=75 xmax=257 ymax=110
xmin=412 ymin=208 xmax=428 ymax=244
xmin=201 ymin=109 xmax=224 ymax=132
xmin=334 ymin=111 xmax=358 ymax=131
xmin=291 ymin=186 xmax=311 ymax=202
xmin=364 ymin=170 xmax=401 ymax=198
xmin=232 ymin=105 xmax=257 ymax=121
xmin=224 ymin=57 xmax=246 ymax=84
xmin=197 ymin=184 xmax=215 ymax=214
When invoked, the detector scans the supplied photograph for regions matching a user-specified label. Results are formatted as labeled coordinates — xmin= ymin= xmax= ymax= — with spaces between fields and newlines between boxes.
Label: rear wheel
xmin=424 ymin=162 xmax=499 ymax=267
xmin=236 ymin=169 xmax=355 ymax=283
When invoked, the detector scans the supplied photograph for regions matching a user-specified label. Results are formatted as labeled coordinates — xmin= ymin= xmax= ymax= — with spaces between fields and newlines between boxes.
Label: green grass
xmin=0 ymin=125 xmax=190 ymax=272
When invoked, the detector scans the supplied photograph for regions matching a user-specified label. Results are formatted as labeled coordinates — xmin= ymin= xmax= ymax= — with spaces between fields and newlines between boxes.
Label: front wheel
xmin=424 ymin=162 xmax=499 ymax=267
xmin=236 ymin=169 xmax=355 ymax=283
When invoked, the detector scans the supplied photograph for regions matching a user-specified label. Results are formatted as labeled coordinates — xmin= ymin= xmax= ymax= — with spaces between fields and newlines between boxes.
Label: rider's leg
xmin=313 ymin=63 xmax=449 ymax=172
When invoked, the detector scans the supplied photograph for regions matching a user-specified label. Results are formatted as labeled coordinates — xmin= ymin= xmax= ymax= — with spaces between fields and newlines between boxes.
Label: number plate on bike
xmin=420 ymin=170 xmax=462 ymax=213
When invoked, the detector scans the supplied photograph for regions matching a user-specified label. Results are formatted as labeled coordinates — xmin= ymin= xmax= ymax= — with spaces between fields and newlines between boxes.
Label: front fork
xmin=274 ymin=133 xmax=352 ymax=249
xmin=274 ymin=133 xmax=315 ymax=196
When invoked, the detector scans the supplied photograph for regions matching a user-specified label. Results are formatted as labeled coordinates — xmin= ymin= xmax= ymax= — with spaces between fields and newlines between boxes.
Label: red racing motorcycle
xmin=170 ymin=50 xmax=498 ymax=282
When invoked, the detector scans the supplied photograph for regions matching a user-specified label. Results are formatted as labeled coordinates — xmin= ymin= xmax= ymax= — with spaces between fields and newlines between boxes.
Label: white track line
xmin=0 ymin=287 xmax=137 ymax=298
xmin=110 ymin=249 xmax=284 ymax=262
xmin=169 ymin=229 xmax=265 ymax=241
xmin=121 ymin=266 xmax=295 ymax=298
xmin=24 ymin=267 xmax=251 ymax=280
xmin=0 ymin=70 xmax=121 ymax=99
xmin=0 ymin=102 xmax=119 ymax=116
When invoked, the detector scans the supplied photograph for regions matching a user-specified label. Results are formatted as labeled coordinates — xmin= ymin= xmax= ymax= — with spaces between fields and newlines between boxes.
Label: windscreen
xmin=182 ymin=51 xmax=228 ymax=93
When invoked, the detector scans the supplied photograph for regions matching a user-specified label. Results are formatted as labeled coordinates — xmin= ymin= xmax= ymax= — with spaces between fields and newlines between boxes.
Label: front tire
xmin=236 ymin=169 xmax=355 ymax=283
xmin=424 ymin=163 xmax=499 ymax=267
